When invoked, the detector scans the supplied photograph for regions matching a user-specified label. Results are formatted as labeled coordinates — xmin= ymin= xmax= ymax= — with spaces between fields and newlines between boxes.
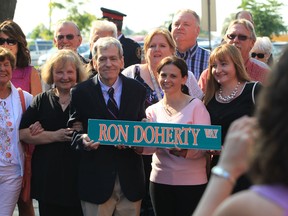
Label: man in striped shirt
xmin=171 ymin=9 xmax=210 ymax=81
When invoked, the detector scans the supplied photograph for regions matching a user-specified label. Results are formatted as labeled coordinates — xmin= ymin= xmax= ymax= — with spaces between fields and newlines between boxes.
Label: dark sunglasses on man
xmin=227 ymin=34 xmax=251 ymax=41
xmin=251 ymin=52 xmax=265 ymax=59
xmin=0 ymin=38 xmax=17 ymax=46
xmin=56 ymin=34 xmax=79 ymax=41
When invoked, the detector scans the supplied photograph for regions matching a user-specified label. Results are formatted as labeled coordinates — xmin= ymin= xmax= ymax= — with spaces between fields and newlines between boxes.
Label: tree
xmin=28 ymin=24 xmax=53 ymax=40
xmin=238 ymin=0 xmax=287 ymax=37
xmin=0 ymin=0 xmax=17 ymax=22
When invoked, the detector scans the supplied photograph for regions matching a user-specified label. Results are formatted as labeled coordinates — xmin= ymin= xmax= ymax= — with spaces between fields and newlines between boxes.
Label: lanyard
xmin=148 ymin=66 xmax=163 ymax=100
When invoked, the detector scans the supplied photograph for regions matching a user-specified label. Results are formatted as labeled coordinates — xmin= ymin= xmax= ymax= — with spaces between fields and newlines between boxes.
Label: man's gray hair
xmin=89 ymin=20 xmax=117 ymax=42
xmin=92 ymin=37 xmax=123 ymax=59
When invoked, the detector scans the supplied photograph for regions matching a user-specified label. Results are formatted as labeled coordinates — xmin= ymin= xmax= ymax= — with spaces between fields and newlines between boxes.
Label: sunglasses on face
xmin=227 ymin=34 xmax=251 ymax=41
xmin=0 ymin=38 xmax=17 ymax=46
xmin=251 ymin=52 xmax=265 ymax=59
xmin=56 ymin=34 xmax=79 ymax=41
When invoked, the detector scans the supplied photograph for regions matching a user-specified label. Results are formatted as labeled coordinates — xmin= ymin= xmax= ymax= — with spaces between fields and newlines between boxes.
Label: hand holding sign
xmin=82 ymin=134 xmax=100 ymax=151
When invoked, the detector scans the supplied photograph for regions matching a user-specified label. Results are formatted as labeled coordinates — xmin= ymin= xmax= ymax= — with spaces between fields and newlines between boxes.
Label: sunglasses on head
xmin=56 ymin=34 xmax=79 ymax=41
xmin=227 ymin=34 xmax=250 ymax=41
xmin=251 ymin=52 xmax=265 ymax=59
xmin=0 ymin=38 xmax=17 ymax=46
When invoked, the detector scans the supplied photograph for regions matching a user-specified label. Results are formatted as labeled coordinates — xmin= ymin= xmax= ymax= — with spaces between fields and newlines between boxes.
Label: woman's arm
xmin=20 ymin=127 xmax=73 ymax=145
xmin=193 ymin=116 xmax=257 ymax=216
xmin=30 ymin=67 xmax=42 ymax=96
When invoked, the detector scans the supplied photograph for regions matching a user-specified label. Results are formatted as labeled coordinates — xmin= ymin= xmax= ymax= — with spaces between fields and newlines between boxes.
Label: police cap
xmin=100 ymin=7 xmax=126 ymax=21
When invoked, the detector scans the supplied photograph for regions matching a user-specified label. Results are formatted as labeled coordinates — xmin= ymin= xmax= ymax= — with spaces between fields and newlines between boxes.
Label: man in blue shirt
xmin=171 ymin=9 xmax=210 ymax=81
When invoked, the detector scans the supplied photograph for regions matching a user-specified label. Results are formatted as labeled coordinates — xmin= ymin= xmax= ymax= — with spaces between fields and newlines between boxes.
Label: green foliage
xmin=29 ymin=24 xmax=53 ymax=40
xmin=30 ymin=0 xmax=96 ymax=40
xmin=238 ymin=0 xmax=287 ymax=38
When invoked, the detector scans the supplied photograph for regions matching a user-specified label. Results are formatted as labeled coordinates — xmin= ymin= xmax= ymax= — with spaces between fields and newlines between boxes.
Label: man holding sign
xmin=68 ymin=37 xmax=146 ymax=216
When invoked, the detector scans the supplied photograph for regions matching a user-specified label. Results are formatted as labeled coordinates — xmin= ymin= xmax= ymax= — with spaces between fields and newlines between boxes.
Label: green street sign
xmin=88 ymin=119 xmax=221 ymax=150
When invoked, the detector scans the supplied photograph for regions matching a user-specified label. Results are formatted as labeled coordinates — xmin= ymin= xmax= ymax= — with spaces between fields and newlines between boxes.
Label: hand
xmin=72 ymin=121 xmax=83 ymax=131
xmin=142 ymin=118 xmax=151 ymax=122
xmin=55 ymin=128 xmax=74 ymax=142
xmin=82 ymin=134 xmax=100 ymax=150
xmin=217 ymin=116 xmax=258 ymax=180
xmin=114 ymin=144 xmax=126 ymax=150
xmin=169 ymin=146 xmax=188 ymax=158
xmin=29 ymin=121 xmax=44 ymax=136
xmin=206 ymin=150 xmax=221 ymax=155
xmin=132 ymin=146 xmax=143 ymax=154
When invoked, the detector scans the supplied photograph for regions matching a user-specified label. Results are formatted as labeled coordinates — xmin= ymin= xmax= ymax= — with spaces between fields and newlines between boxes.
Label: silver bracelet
xmin=211 ymin=166 xmax=235 ymax=185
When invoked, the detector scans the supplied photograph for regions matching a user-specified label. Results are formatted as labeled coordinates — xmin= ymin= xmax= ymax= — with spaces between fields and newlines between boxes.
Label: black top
xmin=207 ymin=82 xmax=261 ymax=144
xmin=68 ymin=74 xmax=146 ymax=204
xmin=120 ymin=35 xmax=141 ymax=68
xmin=19 ymin=90 xmax=80 ymax=206
xmin=207 ymin=82 xmax=262 ymax=192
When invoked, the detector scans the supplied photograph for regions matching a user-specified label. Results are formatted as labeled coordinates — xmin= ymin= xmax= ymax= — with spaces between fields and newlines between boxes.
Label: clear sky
xmin=14 ymin=0 xmax=288 ymax=38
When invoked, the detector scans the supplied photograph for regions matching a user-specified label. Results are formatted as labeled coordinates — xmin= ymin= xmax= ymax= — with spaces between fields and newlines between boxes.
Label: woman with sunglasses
xmin=203 ymin=44 xmax=262 ymax=193
xmin=0 ymin=47 xmax=33 ymax=216
xmin=0 ymin=20 xmax=42 ymax=96
xmin=250 ymin=36 xmax=273 ymax=67
xmin=0 ymin=19 xmax=42 ymax=216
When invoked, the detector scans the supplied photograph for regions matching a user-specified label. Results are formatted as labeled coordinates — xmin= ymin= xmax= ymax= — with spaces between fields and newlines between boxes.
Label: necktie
xmin=107 ymin=87 xmax=119 ymax=119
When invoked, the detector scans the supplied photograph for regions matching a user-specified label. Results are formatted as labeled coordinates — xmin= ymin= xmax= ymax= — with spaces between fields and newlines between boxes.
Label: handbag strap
xmin=17 ymin=87 xmax=26 ymax=112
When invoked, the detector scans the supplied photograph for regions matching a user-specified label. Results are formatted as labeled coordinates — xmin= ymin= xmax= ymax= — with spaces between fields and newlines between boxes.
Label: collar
xmin=98 ymin=75 xmax=122 ymax=93
xmin=177 ymin=42 xmax=198 ymax=60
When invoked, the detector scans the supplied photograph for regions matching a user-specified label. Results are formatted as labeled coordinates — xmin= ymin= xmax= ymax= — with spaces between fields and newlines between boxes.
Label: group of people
xmin=0 ymin=5 xmax=287 ymax=216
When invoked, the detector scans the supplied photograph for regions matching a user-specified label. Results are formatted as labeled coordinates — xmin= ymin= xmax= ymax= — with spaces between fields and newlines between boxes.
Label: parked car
xmin=197 ymin=37 xmax=221 ymax=51
xmin=28 ymin=39 xmax=53 ymax=66
xmin=272 ymin=41 xmax=288 ymax=63
xmin=37 ymin=43 xmax=90 ymax=66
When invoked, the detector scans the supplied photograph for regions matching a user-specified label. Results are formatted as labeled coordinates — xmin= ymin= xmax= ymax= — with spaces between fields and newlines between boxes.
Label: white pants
xmin=0 ymin=174 xmax=22 ymax=216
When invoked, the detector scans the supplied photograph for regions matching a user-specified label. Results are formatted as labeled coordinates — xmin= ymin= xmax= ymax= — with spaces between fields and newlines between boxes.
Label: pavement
xmin=13 ymin=200 xmax=39 ymax=216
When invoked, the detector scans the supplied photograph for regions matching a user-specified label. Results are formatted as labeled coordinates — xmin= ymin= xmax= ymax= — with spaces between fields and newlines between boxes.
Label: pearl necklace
xmin=218 ymin=82 xmax=240 ymax=102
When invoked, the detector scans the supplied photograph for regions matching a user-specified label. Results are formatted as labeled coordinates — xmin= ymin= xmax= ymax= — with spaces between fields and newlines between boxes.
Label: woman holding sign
xmin=122 ymin=28 xmax=204 ymax=215
xmin=141 ymin=56 xmax=211 ymax=216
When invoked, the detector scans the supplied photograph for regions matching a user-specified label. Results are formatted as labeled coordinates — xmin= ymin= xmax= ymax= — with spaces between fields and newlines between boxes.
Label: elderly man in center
xmin=68 ymin=37 xmax=146 ymax=216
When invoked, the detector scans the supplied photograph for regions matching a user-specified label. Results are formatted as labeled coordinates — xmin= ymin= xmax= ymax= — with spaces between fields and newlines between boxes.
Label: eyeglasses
xmin=251 ymin=52 xmax=265 ymax=59
xmin=56 ymin=34 xmax=79 ymax=41
xmin=227 ymin=34 xmax=251 ymax=41
xmin=0 ymin=38 xmax=17 ymax=46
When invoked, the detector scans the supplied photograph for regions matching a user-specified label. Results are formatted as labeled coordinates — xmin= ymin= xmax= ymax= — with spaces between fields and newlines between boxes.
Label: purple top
xmin=11 ymin=66 xmax=32 ymax=93
xmin=251 ymin=184 xmax=288 ymax=216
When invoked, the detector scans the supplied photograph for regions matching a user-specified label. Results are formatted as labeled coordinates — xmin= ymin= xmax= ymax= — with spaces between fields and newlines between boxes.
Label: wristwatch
xmin=211 ymin=166 xmax=235 ymax=185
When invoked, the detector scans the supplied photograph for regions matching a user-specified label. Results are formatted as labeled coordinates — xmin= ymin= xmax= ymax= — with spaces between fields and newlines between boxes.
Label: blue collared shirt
xmin=177 ymin=42 xmax=210 ymax=81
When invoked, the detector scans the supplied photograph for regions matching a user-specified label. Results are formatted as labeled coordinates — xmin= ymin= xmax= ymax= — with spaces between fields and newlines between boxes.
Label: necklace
xmin=163 ymin=104 xmax=173 ymax=116
xmin=218 ymin=82 xmax=240 ymax=102
xmin=59 ymin=96 xmax=71 ymax=109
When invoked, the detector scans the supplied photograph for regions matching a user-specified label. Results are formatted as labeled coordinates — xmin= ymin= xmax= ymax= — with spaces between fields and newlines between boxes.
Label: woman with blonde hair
xmin=204 ymin=43 xmax=261 ymax=193
xmin=19 ymin=49 xmax=87 ymax=216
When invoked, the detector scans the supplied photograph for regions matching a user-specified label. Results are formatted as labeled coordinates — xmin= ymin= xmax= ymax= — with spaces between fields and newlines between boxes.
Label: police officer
xmin=101 ymin=7 xmax=142 ymax=68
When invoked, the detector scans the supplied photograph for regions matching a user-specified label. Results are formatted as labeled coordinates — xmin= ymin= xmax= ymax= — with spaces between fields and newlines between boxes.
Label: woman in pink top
xmin=0 ymin=20 xmax=42 ymax=97
xmin=142 ymin=56 xmax=210 ymax=215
